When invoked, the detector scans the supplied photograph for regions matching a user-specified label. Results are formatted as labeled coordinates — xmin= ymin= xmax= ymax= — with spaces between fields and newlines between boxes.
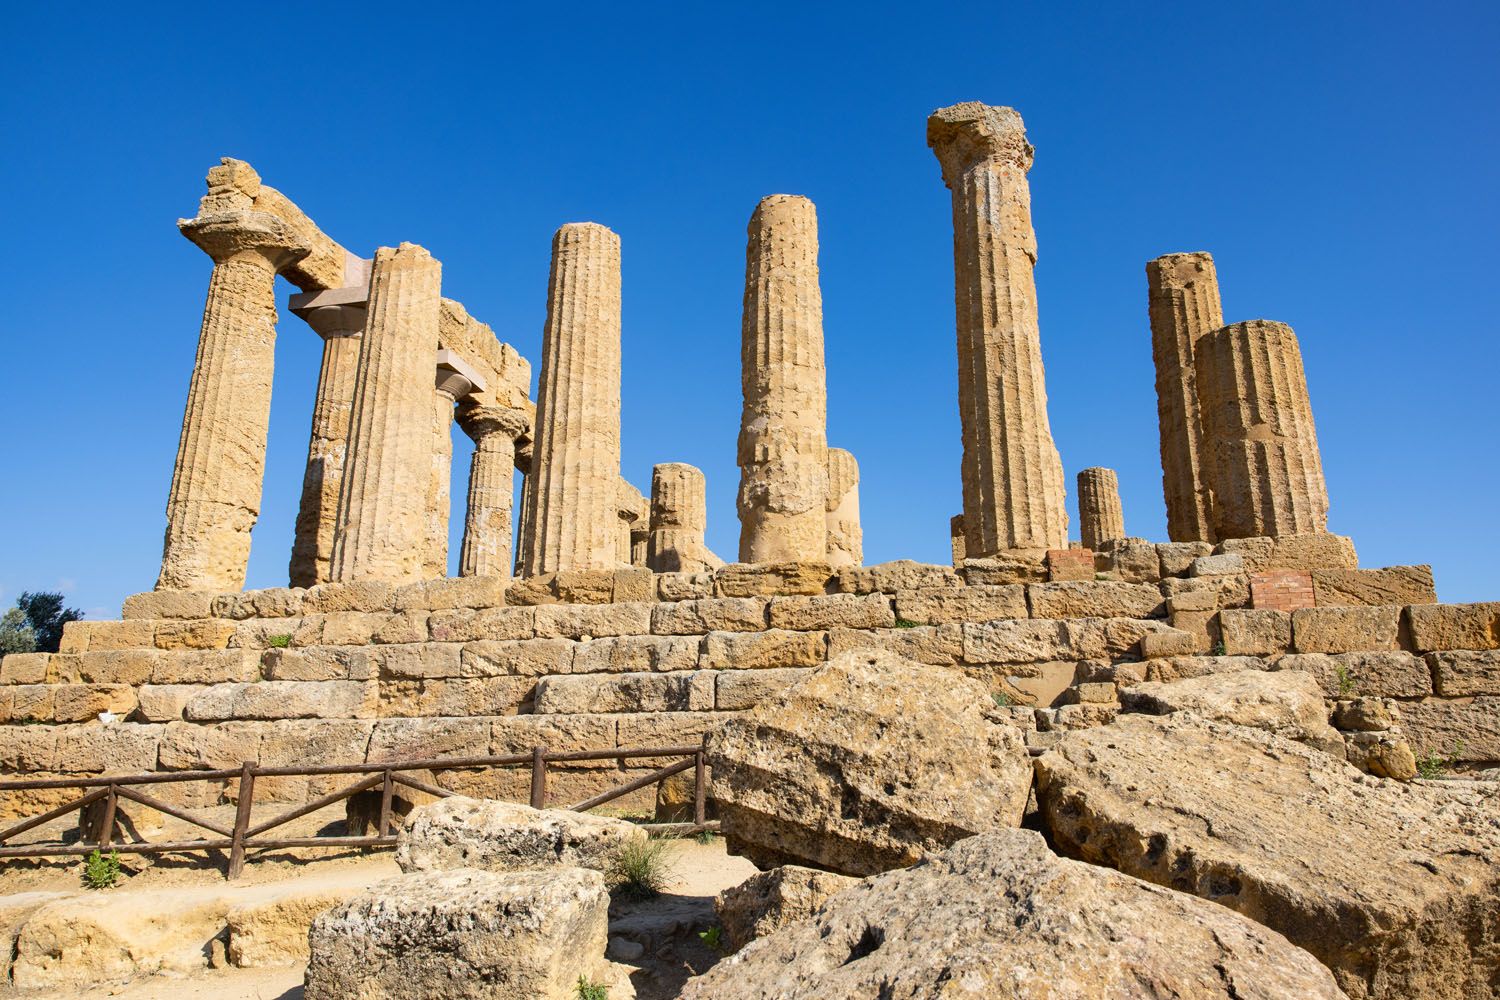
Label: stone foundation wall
xmin=1 ymin=541 xmax=1489 ymax=823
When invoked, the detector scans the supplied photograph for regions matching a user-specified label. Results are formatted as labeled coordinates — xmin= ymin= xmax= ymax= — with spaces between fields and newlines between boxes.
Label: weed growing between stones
xmin=268 ymin=634 xmax=292 ymax=648
xmin=81 ymin=848 xmax=121 ymax=889
xmin=575 ymin=975 xmax=609 ymax=999
xmin=607 ymin=837 xmax=677 ymax=901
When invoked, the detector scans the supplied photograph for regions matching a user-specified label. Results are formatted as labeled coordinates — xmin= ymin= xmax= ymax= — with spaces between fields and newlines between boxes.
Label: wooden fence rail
xmin=0 ymin=738 xmax=712 ymax=879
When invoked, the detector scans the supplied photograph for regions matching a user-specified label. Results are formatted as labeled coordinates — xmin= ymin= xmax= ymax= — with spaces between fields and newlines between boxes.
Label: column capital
xmin=291 ymin=284 xmax=369 ymax=339
xmin=435 ymin=348 xmax=487 ymax=402
xmin=927 ymin=102 xmax=1033 ymax=186
xmin=179 ymin=210 xmax=312 ymax=269
xmin=457 ymin=402 xmax=530 ymax=444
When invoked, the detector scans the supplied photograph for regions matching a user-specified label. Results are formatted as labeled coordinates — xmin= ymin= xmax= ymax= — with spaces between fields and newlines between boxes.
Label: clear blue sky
xmin=2 ymin=2 xmax=1497 ymax=619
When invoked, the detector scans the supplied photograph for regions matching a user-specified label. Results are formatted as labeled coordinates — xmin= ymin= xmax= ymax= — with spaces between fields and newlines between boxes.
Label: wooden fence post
xmin=530 ymin=747 xmax=548 ymax=810
xmin=227 ymin=761 xmax=256 ymax=880
xmin=98 ymin=785 xmax=119 ymax=849
xmin=377 ymin=768 xmax=394 ymax=838
xmin=694 ymin=735 xmax=707 ymax=828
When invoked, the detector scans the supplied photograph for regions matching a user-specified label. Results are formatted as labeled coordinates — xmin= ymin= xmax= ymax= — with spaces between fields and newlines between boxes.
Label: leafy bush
xmin=1335 ymin=665 xmax=1358 ymax=698
xmin=698 ymin=925 xmax=726 ymax=954
xmin=0 ymin=607 xmax=37 ymax=656
xmin=606 ymin=837 xmax=677 ymax=901
xmin=576 ymin=975 xmax=609 ymax=1000
xmin=82 ymin=849 xmax=121 ymax=889
xmin=267 ymin=634 xmax=292 ymax=649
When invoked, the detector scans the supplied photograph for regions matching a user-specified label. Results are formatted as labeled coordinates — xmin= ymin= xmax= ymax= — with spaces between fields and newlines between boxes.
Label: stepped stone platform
xmin=1 ymin=540 xmax=1491 ymax=825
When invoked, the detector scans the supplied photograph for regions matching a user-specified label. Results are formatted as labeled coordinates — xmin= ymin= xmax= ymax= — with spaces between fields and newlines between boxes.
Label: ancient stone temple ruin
xmin=2 ymin=102 xmax=1495 ymax=891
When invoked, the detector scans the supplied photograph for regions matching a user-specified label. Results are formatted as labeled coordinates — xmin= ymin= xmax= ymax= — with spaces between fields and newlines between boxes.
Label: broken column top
xmin=927 ymin=102 xmax=1033 ymax=181
xmin=1147 ymin=251 xmax=1217 ymax=286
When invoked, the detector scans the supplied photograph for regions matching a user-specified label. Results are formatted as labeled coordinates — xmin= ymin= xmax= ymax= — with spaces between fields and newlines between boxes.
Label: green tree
xmin=15 ymin=592 xmax=82 ymax=653
xmin=0 ymin=607 xmax=37 ymax=655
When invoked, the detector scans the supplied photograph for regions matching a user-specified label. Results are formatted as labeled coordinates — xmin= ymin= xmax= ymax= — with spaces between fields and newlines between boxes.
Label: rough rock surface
xmin=679 ymin=830 xmax=1345 ymax=999
xmin=1034 ymin=713 xmax=1500 ymax=1000
xmin=395 ymin=797 xmax=646 ymax=875
xmin=1119 ymin=669 xmax=1342 ymax=751
xmin=706 ymin=649 xmax=1032 ymax=875
xmin=304 ymin=867 xmax=610 ymax=1000
xmin=716 ymin=865 xmax=857 ymax=953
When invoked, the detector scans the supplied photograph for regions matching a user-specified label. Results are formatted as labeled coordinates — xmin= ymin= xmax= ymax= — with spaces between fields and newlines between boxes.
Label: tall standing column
xmin=423 ymin=352 xmax=484 ymax=579
xmin=519 ymin=223 xmax=623 ymax=575
xmin=287 ymin=284 xmax=368 ymax=589
xmin=457 ymin=404 xmax=530 ymax=578
xmin=1195 ymin=320 xmax=1329 ymax=539
xmin=513 ymin=443 xmax=533 ymax=576
xmin=1077 ymin=467 xmax=1126 ymax=551
xmin=1148 ymin=252 xmax=1223 ymax=543
xmin=330 ymin=243 xmax=443 ymax=583
xmin=648 ymin=463 xmax=722 ymax=574
xmin=616 ymin=480 xmax=647 ymax=567
xmin=824 ymin=447 xmax=863 ymax=568
xmin=157 ymin=165 xmax=312 ymax=590
xmin=928 ymin=102 xmax=1067 ymax=556
xmin=736 ymin=195 xmax=829 ymax=564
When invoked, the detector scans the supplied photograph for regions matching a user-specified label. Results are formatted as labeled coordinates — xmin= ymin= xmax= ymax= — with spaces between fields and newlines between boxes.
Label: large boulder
xmin=715 ymin=865 xmax=858 ymax=953
xmin=395 ymin=796 xmax=646 ymax=875
xmin=705 ymin=649 xmax=1032 ymax=875
xmin=1119 ymin=668 xmax=1343 ymax=751
xmin=304 ymin=867 xmax=613 ymax=1000
xmin=678 ymin=830 xmax=1345 ymax=999
xmin=1034 ymin=713 xmax=1500 ymax=1000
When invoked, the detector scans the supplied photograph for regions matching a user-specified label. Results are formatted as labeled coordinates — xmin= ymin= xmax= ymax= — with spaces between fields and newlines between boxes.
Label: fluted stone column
xmin=513 ymin=443 xmax=533 ymax=577
xmin=157 ymin=163 xmax=312 ymax=591
xmin=737 ymin=195 xmax=829 ymax=564
xmin=1077 ymin=467 xmax=1126 ymax=551
xmin=824 ymin=447 xmax=863 ymax=568
xmin=928 ymin=102 xmax=1068 ymax=556
xmin=950 ymin=514 xmax=967 ymax=566
xmin=287 ymin=278 xmax=369 ymax=589
xmin=1195 ymin=320 xmax=1329 ymax=539
xmin=519 ymin=223 xmax=622 ymax=575
xmin=424 ymin=352 xmax=485 ymax=579
xmin=330 ymin=243 xmax=443 ymax=583
xmin=648 ymin=463 xmax=722 ymax=574
xmin=1148 ymin=252 xmax=1223 ymax=543
xmin=457 ymin=404 xmax=530 ymax=578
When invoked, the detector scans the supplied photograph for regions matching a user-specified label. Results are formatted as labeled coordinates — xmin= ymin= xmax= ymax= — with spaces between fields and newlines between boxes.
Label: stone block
xmin=53 ymin=650 xmax=150 ymax=685
xmin=611 ymin=567 xmax=655 ymax=603
xmin=155 ymin=619 xmax=238 ymax=650
xmin=379 ymin=678 xmax=533 ymax=719
xmin=533 ymin=602 xmax=652 ymax=639
xmin=54 ymin=685 xmax=137 ymax=722
xmin=701 ymin=629 xmax=827 ymax=670
xmin=392 ymin=576 xmax=508 ymax=612
xmin=1066 ymin=618 xmax=1179 ymax=661
xmin=1167 ymin=589 xmax=1218 ymax=614
xmin=826 ymin=624 xmax=964 ymax=666
xmin=1065 ymin=681 xmax=1118 ymax=704
xmin=550 ymin=569 xmax=617 ymax=605
xmin=185 ymin=680 xmax=376 ymax=721
xmin=767 ymin=593 xmax=895 ymax=631
xmin=716 ymin=667 xmax=812 ymax=711
xmin=212 ymin=588 xmax=305 ymax=620
xmin=834 ymin=560 xmax=960 ymax=595
xmin=1157 ymin=541 xmax=1214 ymax=577
xmin=262 ymin=646 xmax=372 ymax=682
xmin=1139 ymin=629 xmax=1205 ymax=659
xmin=56 ymin=620 xmax=91 ymax=653
xmin=656 ymin=572 xmax=715 ymax=601
xmin=961 ymin=618 xmax=1072 ymax=664
xmin=714 ymin=864 xmax=857 ymax=954
xmin=396 ymin=798 xmax=646 ymax=876
xmin=158 ymin=720 xmax=265 ymax=770
xmin=1405 ymin=602 xmax=1500 ymax=652
xmin=1026 ymin=581 xmax=1165 ymax=620
xmin=426 ymin=606 xmax=536 ymax=643
xmin=228 ymin=883 xmax=367 ymax=969
xmin=460 ymin=639 xmax=574 ymax=677
xmin=51 ymin=723 xmax=163 ymax=772
xmin=302 ymin=581 xmax=395 ymax=614
xmin=1045 ymin=548 xmax=1094 ymax=582
xmin=959 ymin=550 xmax=1047 ymax=585
xmin=1312 ymin=566 xmax=1436 ymax=608
xmin=0 ymin=726 xmax=57 ymax=770
xmin=1400 ymin=697 xmax=1500 ymax=764
xmin=1266 ymin=532 xmax=1359 ymax=571
xmin=1163 ymin=574 xmax=1252 ymax=611
xmin=229 ymin=618 xmax=309 ymax=650
xmin=135 ymin=684 xmax=202 ymax=722
xmin=121 ymin=590 xmax=217 ymax=620
xmin=1102 ymin=541 xmax=1160 ymax=583
xmin=614 ymin=711 xmax=725 ymax=753
xmin=534 ymin=670 xmax=712 ymax=714
xmin=489 ymin=714 xmax=620 ymax=762
xmin=0 ymin=652 xmax=49 ymax=684
xmin=1190 ymin=554 xmax=1244 ymax=577
xmin=570 ymin=635 xmax=699 ymax=674
xmin=715 ymin=562 xmax=833 ymax=598
xmin=1143 ymin=655 xmax=1267 ymax=683
xmin=1273 ymin=651 xmax=1433 ymax=698
xmin=367 ymin=716 xmax=494 ymax=762
xmin=257 ymin=719 xmax=374 ymax=770
xmin=3 ymin=685 xmax=54 ymax=722
xmin=1428 ymin=649 xmax=1500 ymax=696
xmin=370 ymin=643 xmax=463 ymax=680
xmin=894 ymin=586 xmax=1025 ymax=626
xmin=1291 ymin=606 xmax=1400 ymax=653
xmin=146 ymin=649 xmax=260 ymax=685
xmin=370 ymin=611 xmax=429 ymax=644
xmin=1218 ymin=609 xmax=1293 ymax=655
xmin=651 ymin=597 xmax=767 ymax=635
xmin=78 ymin=619 xmax=157 ymax=652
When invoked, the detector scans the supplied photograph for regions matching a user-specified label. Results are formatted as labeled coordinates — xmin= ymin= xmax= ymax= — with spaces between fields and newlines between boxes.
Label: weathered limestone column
xmin=616 ymin=479 xmax=647 ymax=567
xmin=928 ymin=102 xmax=1068 ymax=556
xmin=1195 ymin=320 xmax=1329 ymax=539
xmin=1148 ymin=252 xmax=1223 ymax=543
xmin=824 ymin=447 xmax=863 ymax=568
xmin=423 ymin=351 xmax=486 ymax=578
xmin=1077 ymin=467 xmax=1126 ymax=551
xmin=950 ymin=514 xmax=967 ymax=566
xmin=647 ymin=463 xmax=722 ymax=574
xmin=330 ymin=243 xmax=443 ymax=583
xmin=157 ymin=160 xmax=312 ymax=591
xmin=736 ymin=195 xmax=829 ymax=564
xmin=519 ymin=223 xmax=622 ymax=575
xmin=513 ymin=443 xmax=533 ymax=577
xmin=287 ymin=269 xmax=370 ymax=589
xmin=457 ymin=403 xmax=530 ymax=578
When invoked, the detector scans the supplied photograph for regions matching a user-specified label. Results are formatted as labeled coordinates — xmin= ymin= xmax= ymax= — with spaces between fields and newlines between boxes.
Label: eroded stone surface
xmin=395 ymin=797 xmax=645 ymax=875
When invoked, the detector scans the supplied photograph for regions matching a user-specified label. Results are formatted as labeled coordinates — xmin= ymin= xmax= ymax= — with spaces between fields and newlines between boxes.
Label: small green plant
xmin=607 ymin=837 xmax=677 ymax=901
xmin=576 ymin=975 xmax=609 ymax=1000
xmin=82 ymin=849 xmax=121 ymax=889
xmin=267 ymin=633 xmax=292 ymax=649
xmin=992 ymin=691 xmax=1013 ymax=708
xmin=698 ymin=925 xmax=727 ymax=954
xmin=1094 ymin=572 xmax=1109 ymax=581
xmin=1210 ymin=640 xmax=1227 ymax=657
xmin=694 ymin=828 xmax=717 ymax=846
xmin=893 ymin=618 xmax=919 ymax=629
xmin=1416 ymin=742 xmax=1464 ymax=780
xmin=1335 ymin=665 xmax=1357 ymax=698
